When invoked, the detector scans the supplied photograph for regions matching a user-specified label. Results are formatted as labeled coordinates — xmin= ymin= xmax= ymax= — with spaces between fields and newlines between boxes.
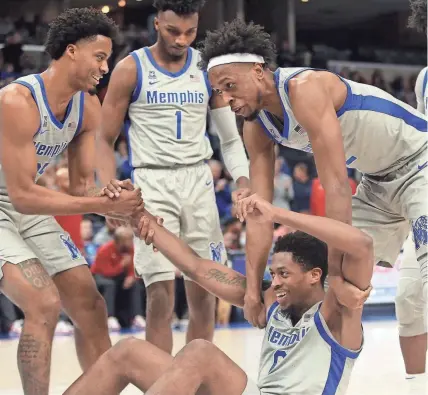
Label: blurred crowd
xmin=0 ymin=11 xmax=423 ymax=336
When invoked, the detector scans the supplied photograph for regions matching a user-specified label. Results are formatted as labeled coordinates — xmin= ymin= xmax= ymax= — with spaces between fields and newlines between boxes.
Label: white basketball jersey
xmin=415 ymin=66 xmax=428 ymax=115
xmin=126 ymin=47 xmax=213 ymax=168
xmin=0 ymin=74 xmax=84 ymax=201
xmin=257 ymin=68 xmax=427 ymax=176
xmin=258 ymin=302 xmax=361 ymax=395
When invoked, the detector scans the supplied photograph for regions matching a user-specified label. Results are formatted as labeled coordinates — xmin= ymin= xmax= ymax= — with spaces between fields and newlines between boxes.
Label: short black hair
xmin=273 ymin=231 xmax=328 ymax=287
xmin=153 ymin=0 xmax=205 ymax=15
xmin=408 ymin=0 xmax=427 ymax=34
xmin=45 ymin=7 xmax=118 ymax=60
xmin=198 ymin=18 xmax=276 ymax=70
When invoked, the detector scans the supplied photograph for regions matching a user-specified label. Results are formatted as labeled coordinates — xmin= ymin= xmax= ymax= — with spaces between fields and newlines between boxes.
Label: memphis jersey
xmin=127 ymin=47 xmax=213 ymax=168
xmin=0 ymin=74 xmax=84 ymax=201
xmin=258 ymin=302 xmax=361 ymax=395
xmin=415 ymin=66 xmax=428 ymax=114
xmin=257 ymin=68 xmax=427 ymax=176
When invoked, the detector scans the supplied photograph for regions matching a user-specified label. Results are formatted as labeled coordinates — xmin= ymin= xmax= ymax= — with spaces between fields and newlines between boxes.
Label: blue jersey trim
xmin=12 ymin=80 xmax=41 ymax=137
xmin=74 ymin=92 xmax=85 ymax=137
xmin=34 ymin=74 xmax=74 ymax=130
xmin=266 ymin=301 xmax=279 ymax=322
xmin=282 ymin=67 xmax=312 ymax=97
xmin=314 ymin=310 xmax=360 ymax=360
xmin=321 ymin=349 xmax=347 ymax=395
xmin=256 ymin=116 xmax=281 ymax=144
xmin=337 ymin=79 xmax=426 ymax=132
xmin=423 ymin=69 xmax=428 ymax=99
xmin=124 ymin=112 xmax=133 ymax=170
xmin=130 ymin=52 xmax=143 ymax=103
xmin=144 ymin=47 xmax=193 ymax=78
xmin=203 ymin=71 xmax=212 ymax=98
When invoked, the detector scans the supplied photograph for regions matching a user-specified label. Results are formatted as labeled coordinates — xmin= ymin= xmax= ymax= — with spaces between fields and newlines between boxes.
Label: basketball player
xmin=198 ymin=19 xmax=428 ymax=333
xmin=98 ymin=0 xmax=250 ymax=353
xmin=396 ymin=0 xmax=428 ymax=386
xmin=63 ymin=196 xmax=372 ymax=395
xmin=0 ymin=8 xmax=144 ymax=395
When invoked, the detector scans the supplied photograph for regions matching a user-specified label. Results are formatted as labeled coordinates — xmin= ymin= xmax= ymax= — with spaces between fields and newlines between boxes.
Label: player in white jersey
xmin=197 ymin=19 xmax=428 ymax=332
xmin=395 ymin=0 xmax=428 ymax=387
xmin=62 ymin=197 xmax=372 ymax=395
xmin=98 ymin=0 xmax=249 ymax=353
xmin=0 ymin=8 xmax=144 ymax=395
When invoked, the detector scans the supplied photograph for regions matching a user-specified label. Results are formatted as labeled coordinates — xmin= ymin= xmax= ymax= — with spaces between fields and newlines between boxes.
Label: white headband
xmin=206 ymin=53 xmax=265 ymax=72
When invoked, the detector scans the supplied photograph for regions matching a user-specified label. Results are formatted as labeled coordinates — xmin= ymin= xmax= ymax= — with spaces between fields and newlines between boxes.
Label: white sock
xmin=406 ymin=373 xmax=427 ymax=381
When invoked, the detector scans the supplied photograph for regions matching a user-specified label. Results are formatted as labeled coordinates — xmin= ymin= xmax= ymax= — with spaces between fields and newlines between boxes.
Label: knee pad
xmin=395 ymin=275 xmax=427 ymax=337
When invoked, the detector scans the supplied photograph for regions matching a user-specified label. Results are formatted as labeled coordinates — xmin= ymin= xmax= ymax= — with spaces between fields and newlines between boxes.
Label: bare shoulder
xmin=111 ymin=54 xmax=138 ymax=85
xmin=0 ymin=84 xmax=39 ymax=130
xmin=80 ymin=93 xmax=102 ymax=132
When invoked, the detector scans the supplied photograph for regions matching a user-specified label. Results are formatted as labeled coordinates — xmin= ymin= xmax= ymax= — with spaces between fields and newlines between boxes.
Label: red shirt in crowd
xmin=55 ymin=215 xmax=84 ymax=251
xmin=91 ymin=240 xmax=134 ymax=278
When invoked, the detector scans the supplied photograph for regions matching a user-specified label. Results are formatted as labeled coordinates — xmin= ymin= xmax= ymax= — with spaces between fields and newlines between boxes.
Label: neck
xmin=261 ymin=69 xmax=283 ymax=116
xmin=285 ymin=287 xmax=324 ymax=325
xmin=40 ymin=61 xmax=78 ymax=107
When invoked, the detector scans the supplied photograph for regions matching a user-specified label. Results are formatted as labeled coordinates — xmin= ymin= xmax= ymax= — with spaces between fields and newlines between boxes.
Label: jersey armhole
xmin=12 ymin=80 xmax=41 ymax=137
xmin=423 ymin=69 xmax=428 ymax=99
xmin=203 ymin=71 xmax=212 ymax=98
xmin=266 ymin=301 xmax=279 ymax=323
xmin=314 ymin=310 xmax=362 ymax=360
xmin=130 ymin=51 xmax=143 ymax=103
xmin=74 ymin=92 xmax=85 ymax=137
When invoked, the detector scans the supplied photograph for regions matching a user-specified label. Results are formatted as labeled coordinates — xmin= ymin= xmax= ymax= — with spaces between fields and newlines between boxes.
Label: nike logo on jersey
xmin=149 ymin=81 xmax=158 ymax=85
xmin=418 ymin=161 xmax=427 ymax=171
xmin=205 ymin=180 xmax=212 ymax=186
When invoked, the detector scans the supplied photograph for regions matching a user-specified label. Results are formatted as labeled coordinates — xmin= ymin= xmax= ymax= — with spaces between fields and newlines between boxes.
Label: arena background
xmin=0 ymin=0 xmax=425 ymax=345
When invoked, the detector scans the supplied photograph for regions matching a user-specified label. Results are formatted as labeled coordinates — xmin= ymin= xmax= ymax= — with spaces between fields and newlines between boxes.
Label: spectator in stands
xmin=91 ymin=226 xmax=145 ymax=331
xmin=80 ymin=219 xmax=99 ymax=267
xmin=1 ymin=31 xmax=23 ymax=73
xmin=291 ymin=162 xmax=312 ymax=213
xmin=273 ymin=156 xmax=294 ymax=211
xmin=209 ymin=159 xmax=233 ymax=220
xmin=93 ymin=218 xmax=116 ymax=246
xmin=371 ymin=69 xmax=389 ymax=92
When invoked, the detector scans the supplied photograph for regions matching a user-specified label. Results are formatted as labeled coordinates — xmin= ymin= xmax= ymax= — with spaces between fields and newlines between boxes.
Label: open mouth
xmin=232 ymin=106 xmax=243 ymax=114
xmin=92 ymin=75 xmax=102 ymax=84
xmin=276 ymin=291 xmax=288 ymax=303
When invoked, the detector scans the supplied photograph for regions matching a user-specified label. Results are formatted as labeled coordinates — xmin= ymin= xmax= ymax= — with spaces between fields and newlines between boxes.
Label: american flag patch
xmin=68 ymin=121 xmax=76 ymax=129
xmin=294 ymin=124 xmax=306 ymax=135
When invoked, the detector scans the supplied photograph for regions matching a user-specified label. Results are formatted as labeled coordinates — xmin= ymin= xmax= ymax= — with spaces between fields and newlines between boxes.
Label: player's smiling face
xmin=155 ymin=11 xmax=198 ymax=59
xmin=67 ymin=35 xmax=112 ymax=95
xmin=209 ymin=63 xmax=265 ymax=121
xmin=269 ymin=252 xmax=323 ymax=310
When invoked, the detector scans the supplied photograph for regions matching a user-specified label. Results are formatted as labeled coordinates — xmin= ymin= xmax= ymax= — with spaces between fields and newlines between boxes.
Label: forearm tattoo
xmin=203 ymin=268 xmax=247 ymax=289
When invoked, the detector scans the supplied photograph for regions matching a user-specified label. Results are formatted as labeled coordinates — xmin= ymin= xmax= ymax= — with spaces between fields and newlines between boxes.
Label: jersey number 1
xmin=175 ymin=110 xmax=182 ymax=140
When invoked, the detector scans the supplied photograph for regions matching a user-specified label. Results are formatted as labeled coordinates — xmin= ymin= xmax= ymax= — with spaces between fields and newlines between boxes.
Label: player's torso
xmin=258 ymin=302 xmax=359 ymax=395
xmin=0 ymin=74 xmax=84 ymax=198
xmin=258 ymin=67 xmax=427 ymax=175
xmin=127 ymin=47 xmax=213 ymax=168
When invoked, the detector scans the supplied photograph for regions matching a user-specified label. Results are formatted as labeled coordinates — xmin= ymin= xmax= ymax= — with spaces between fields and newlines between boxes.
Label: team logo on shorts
xmin=412 ymin=215 xmax=427 ymax=250
xmin=60 ymin=234 xmax=81 ymax=260
xmin=210 ymin=242 xmax=224 ymax=263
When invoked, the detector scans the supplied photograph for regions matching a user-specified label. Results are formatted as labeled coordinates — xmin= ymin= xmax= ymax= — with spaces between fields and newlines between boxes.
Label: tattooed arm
xmin=135 ymin=213 xmax=275 ymax=308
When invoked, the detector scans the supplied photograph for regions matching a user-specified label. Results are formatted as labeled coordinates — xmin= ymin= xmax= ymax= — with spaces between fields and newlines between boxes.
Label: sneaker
xmin=9 ymin=319 xmax=24 ymax=336
xmin=55 ymin=320 xmax=74 ymax=336
xmin=108 ymin=316 xmax=121 ymax=332
xmin=132 ymin=315 xmax=146 ymax=330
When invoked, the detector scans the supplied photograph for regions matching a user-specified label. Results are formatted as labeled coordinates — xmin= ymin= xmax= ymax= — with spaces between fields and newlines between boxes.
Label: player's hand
xmin=101 ymin=179 xmax=134 ymax=199
xmin=135 ymin=215 xmax=164 ymax=252
xmin=107 ymin=188 xmax=144 ymax=217
xmin=236 ymin=193 xmax=276 ymax=223
xmin=328 ymin=276 xmax=372 ymax=309
xmin=232 ymin=187 xmax=251 ymax=205
xmin=244 ymin=293 xmax=267 ymax=329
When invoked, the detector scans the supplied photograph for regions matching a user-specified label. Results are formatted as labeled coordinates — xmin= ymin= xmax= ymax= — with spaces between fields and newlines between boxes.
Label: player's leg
xmin=396 ymin=233 xmax=427 ymax=376
xmin=64 ymin=337 xmax=174 ymax=395
xmin=0 ymin=215 xmax=61 ymax=395
xmin=133 ymin=167 xmax=181 ymax=353
xmin=181 ymin=164 xmax=225 ymax=343
xmin=22 ymin=216 xmax=111 ymax=371
xmin=145 ymin=339 xmax=248 ymax=395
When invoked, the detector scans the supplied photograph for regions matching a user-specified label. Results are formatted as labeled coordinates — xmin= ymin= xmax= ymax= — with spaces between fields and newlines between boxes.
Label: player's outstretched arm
xmin=133 ymin=213 xmax=274 ymax=309
xmin=97 ymin=55 xmax=137 ymax=186
xmin=242 ymin=120 xmax=276 ymax=327
xmin=0 ymin=86 xmax=142 ymax=217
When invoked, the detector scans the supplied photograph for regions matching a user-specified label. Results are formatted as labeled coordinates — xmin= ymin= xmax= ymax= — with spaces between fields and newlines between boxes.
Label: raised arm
xmin=133 ymin=212 xmax=274 ymax=309
xmin=242 ymin=120 xmax=275 ymax=327
xmin=97 ymin=55 xmax=137 ymax=186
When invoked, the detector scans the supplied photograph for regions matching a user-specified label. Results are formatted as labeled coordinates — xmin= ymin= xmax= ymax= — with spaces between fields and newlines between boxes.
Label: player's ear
xmin=310 ymin=268 xmax=322 ymax=285
xmin=254 ymin=63 xmax=264 ymax=81
xmin=154 ymin=16 xmax=160 ymax=32
xmin=65 ymin=44 xmax=77 ymax=61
